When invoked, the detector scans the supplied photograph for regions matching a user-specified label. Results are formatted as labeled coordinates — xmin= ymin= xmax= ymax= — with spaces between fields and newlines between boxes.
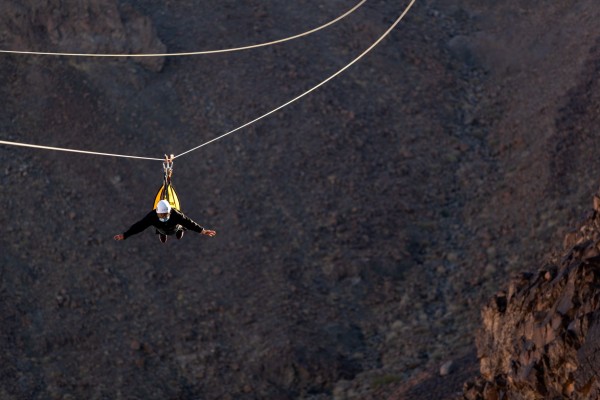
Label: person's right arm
xmin=114 ymin=212 xmax=154 ymax=240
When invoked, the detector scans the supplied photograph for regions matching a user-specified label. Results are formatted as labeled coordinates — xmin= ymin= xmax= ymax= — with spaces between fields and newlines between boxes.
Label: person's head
xmin=156 ymin=200 xmax=171 ymax=222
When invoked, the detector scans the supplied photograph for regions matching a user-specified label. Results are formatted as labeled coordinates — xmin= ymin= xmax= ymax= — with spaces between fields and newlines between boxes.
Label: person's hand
xmin=202 ymin=229 xmax=216 ymax=237
xmin=114 ymin=234 xmax=125 ymax=241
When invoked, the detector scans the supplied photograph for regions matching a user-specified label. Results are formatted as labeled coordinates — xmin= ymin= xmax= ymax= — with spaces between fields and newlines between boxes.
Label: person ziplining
xmin=114 ymin=155 xmax=216 ymax=243
xmin=0 ymin=0 xmax=415 ymax=243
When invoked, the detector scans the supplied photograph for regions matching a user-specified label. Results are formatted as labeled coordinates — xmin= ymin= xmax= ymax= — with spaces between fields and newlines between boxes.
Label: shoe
xmin=159 ymin=234 xmax=167 ymax=243
xmin=176 ymin=230 xmax=184 ymax=240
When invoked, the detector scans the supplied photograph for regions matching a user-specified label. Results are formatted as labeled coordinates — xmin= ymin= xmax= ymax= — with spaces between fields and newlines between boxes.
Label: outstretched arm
xmin=175 ymin=210 xmax=216 ymax=237
xmin=114 ymin=212 xmax=154 ymax=241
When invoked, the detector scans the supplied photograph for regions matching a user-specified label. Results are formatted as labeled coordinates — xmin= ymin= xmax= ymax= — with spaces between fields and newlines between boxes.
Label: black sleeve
xmin=173 ymin=210 xmax=204 ymax=233
xmin=123 ymin=211 xmax=155 ymax=239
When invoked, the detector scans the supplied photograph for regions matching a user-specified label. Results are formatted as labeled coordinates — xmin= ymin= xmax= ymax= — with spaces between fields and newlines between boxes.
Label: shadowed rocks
xmin=465 ymin=193 xmax=600 ymax=399
xmin=0 ymin=0 xmax=165 ymax=71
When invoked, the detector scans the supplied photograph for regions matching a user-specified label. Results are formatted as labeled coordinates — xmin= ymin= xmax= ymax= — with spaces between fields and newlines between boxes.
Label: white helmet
xmin=156 ymin=200 xmax=172 ymax=214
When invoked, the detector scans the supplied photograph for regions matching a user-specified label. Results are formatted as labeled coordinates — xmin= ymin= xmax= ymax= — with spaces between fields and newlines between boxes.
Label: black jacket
xmin=123 ymin=209 xmax=204 ymax=239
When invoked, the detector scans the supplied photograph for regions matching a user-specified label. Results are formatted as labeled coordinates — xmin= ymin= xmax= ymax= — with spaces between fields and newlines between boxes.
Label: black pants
xmin=155 ymin=225 xmax=185 ymax=236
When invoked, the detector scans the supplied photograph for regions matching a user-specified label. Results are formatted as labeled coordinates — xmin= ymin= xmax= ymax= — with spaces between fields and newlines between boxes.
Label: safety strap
xmin=163 ymin=154 xmax=174 ymax=184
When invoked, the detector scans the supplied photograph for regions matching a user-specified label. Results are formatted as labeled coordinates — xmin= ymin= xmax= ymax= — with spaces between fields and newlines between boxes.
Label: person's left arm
xmin=174 ymin=210 xmax=216 ymax=236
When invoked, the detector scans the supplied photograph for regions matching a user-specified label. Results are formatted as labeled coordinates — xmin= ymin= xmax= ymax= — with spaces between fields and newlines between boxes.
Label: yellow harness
xmin=153 ymin=154 xmax=181 ymax=211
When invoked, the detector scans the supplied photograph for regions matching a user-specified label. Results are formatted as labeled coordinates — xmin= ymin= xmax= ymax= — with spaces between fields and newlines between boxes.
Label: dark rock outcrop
xmin=465 ymin=194 xmax=600 ymax=399
xmin=0 ymin=0 xmax=165 ymax=71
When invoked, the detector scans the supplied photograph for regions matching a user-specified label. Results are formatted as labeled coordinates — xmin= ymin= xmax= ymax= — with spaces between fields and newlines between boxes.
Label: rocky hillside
xmin=464 ymin=193 xmax=600 ymax=399
xmin=0 ymin=1 xmax=483 ymax=398
xmin=2 ymin=0 xmax=600 ymax=399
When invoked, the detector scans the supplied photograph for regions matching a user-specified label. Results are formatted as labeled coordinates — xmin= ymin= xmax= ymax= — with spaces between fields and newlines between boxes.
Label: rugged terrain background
xmin=1 ymin=0 xmax=600 ymax=399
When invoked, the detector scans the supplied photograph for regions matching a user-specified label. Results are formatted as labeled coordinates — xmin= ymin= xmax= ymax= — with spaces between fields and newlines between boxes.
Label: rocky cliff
xmin=465 ymin=193 xmax=600 ymax=399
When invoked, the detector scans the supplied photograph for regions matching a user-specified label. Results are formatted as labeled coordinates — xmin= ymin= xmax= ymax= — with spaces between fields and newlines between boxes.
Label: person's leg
xmin=176 ymin=225 xmax=185 ymax=240
xmin=156 ymin=228 xmax=168 ymax=243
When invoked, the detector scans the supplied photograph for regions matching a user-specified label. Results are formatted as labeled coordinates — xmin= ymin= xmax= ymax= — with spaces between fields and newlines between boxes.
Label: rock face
xmin=0 ymin=0 xmax=165 ymax=71
xmin=465 ymin=194 xmax=600 ymax=399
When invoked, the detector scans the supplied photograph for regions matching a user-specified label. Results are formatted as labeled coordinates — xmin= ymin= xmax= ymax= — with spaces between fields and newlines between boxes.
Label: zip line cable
xmin=0 ymin=139 xmax=163 ymax=161
xmin=0 ymin=0 xmax=366 ymax=57
xmin=0 ymin=0 xmax=416 ymax=161
xmin=173 ymin=0 xmax=416 ymax=160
